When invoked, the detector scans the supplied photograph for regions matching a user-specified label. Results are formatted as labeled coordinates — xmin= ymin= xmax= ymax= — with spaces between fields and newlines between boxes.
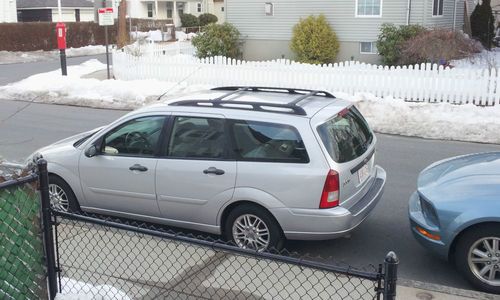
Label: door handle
xmin=129 ymin=164 xmax=148 ymax=172
xmin=203 ymin=167 xmax=225 ymax=175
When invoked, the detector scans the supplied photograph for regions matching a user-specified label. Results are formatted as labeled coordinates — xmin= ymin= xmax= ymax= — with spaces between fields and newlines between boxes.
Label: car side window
xmin=231 ymin=120 xmax=309 ymax=163
xmin=167 ymin=116 xmax=227 ymax=159
xmin=102 ymin=116 xmax=166 ymax=157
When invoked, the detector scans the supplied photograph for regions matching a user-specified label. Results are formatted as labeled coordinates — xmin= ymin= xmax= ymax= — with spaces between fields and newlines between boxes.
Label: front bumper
xmin=272 ymin=165 xmax=386 ymax=241
xmin=408 ymin=191 xmax=448 ymax=260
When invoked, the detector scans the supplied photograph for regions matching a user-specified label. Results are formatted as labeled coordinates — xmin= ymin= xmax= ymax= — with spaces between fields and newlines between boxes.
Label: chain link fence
xmin=51 ymin=210 xmax=397 ymax=300
xmin=0 ymin=171 xmax=46 ymax=300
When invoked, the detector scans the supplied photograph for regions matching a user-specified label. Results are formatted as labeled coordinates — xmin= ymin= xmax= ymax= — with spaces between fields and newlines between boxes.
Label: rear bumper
xmin=272 ymin=166 xmax=386 ymax=240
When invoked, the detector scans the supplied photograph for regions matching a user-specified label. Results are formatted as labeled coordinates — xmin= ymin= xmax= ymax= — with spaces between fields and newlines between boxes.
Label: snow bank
xmin=451 ymin=48 xmax=500 ymax=69
xmin=0 ymin=59 xmax=210 ymax=109
xmin=1 ymin=59 xmax=499 ymax=144
xmin=0 ymin=46 xmax=108 ymax=64
xmin=350 ymin=93 xmax=500 ymax=144
xmin=55 ymin=277 xmax=131 ymax=300
xmin=175 ymin=31 xmax=197 ymax=42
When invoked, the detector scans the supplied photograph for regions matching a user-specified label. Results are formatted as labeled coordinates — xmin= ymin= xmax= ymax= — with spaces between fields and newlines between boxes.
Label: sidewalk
xmin=398 ymin=280 xmax=500 ymax=300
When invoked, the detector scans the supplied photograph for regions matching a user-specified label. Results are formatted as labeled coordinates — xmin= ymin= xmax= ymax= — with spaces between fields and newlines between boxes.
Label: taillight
xmin=320 ymin=170 xmax=339 ymax=209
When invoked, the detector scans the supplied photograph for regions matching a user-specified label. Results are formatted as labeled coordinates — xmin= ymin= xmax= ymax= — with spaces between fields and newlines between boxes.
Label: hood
xmin=418 ymin=152 xmax=500 ymax=207
xmin=26 ymin=126 xmax=105 ymax=164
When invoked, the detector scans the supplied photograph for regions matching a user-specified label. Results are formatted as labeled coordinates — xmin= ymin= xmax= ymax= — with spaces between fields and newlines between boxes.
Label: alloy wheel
xmin=232 ymin=214 xmax=270 ymax=251
xmin=468 ymin=237 xmax=500 ymax=286
xmin=49 ymin=183 xmax=69 ymax=212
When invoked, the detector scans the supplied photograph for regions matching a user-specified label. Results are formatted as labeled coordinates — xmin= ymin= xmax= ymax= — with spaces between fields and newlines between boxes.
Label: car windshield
xmin=317 ymin=106 xmax=373 ymax=163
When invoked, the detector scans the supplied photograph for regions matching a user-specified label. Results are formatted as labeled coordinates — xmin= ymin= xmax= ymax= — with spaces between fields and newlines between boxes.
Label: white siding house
xmin=126 ymin=0 xmax=225 ymax=26
xmin=226 ymin=0 xmax=476 ymax=63
xmin=0 ymin=0 xmax=18 ymax=22
xmin=17 ymin=0 xmax=94 ymax=22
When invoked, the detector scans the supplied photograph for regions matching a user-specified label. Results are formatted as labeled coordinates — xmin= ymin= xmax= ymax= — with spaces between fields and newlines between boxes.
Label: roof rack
xmin=169 ymin=100 xmax=307 ymax=115
xmin=169 ymin=86 xmax=335 ymax=116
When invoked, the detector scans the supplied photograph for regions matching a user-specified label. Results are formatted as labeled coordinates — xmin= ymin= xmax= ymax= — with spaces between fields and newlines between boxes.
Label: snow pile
xmin=0 ymin=46 xmax=107 ymax=64
xmin=147 ymin=30 xmax=163 ymax=42
xmin=351 ymin=93 xmax=500 ymax=144
xmin=175 ymin=31 xmax=197 ymax=42
xmin=451 ymin=48 xmax=500 ymax=69
xmin=1 ymin=59 xmax=500 ymax=144
xmin=55 ymin=278 xmax=131 ymax=300
xmin=0 ymin=59 xmax=210 ymax=109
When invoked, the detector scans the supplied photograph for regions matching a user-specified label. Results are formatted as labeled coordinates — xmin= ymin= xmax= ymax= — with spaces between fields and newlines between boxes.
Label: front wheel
xmin=455 ymin=225 xmax=500 ymax=294
xmin=48 ymin=175 xmax=80 ymax=212
xmin=224 ymin=204 xmax=285 ymax=252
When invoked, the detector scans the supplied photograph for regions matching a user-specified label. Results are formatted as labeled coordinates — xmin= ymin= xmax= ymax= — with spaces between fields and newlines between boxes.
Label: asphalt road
xmin=1 ymin=99 xmax=500 ymax=291
xmin=0 ymin=54 xmax=108 ymax=85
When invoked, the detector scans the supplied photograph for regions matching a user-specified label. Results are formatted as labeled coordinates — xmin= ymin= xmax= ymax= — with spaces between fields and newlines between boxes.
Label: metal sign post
xmin=56 ymin=0 xmax=67 ymax=76
xmin=98 ymin=7 xmax=114 ymax=80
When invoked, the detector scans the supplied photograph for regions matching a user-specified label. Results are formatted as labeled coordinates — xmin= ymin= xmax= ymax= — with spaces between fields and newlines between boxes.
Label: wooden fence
xmin=112 ymin=52 xmax=499 ymax=106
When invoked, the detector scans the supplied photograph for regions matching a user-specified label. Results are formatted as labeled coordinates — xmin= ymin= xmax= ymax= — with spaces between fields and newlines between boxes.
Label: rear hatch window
xmin=317 ymin=106 xmax=373 ymax=163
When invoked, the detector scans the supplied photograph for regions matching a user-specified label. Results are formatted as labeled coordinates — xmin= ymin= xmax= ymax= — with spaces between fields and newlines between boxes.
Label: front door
xmin=156 ymin=114 xmax=237 ymax=230
xmin=79 ymin=115 xmax=167 ymax=217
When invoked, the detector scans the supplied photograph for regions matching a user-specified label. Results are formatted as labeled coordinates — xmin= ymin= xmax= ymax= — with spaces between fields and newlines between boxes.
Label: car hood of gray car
xmin=417 ymin=152 xmax=500 ymax=206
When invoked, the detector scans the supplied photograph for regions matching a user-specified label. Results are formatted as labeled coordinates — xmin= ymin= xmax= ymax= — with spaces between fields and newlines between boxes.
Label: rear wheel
xmin=224 ymin=204 xmax=284 ymax=252
xmin=455 ymin=225 xmax=500 ymax=294
xmin=48 ymin=175 xmax=80 ymax=212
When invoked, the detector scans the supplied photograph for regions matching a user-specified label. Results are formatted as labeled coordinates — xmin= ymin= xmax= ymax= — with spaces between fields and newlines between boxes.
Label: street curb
xmin=399 ymin=279 xmax=500 ymax=300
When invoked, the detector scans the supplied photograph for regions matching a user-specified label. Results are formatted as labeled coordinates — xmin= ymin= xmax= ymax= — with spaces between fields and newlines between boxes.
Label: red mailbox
xmin=56 ymin=22 xmax=67 ymax=50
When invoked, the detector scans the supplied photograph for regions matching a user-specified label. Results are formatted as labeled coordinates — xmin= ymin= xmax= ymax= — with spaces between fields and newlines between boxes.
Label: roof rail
xmin=168 ymin=86 xmax=335 ymax=116
xmin=169 ymin=100 xmax=307 ymax=116
xmin=211 ymin=86 xmax=336 ymax=99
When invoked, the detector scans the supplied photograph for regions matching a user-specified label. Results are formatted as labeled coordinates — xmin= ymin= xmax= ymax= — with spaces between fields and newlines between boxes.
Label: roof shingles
xmin=17 ymin=0 xmax=94 ymax=9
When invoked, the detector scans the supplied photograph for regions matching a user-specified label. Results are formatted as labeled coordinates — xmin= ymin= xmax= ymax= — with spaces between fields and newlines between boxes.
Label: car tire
xmin=224 ymin=204 xmax=285 ymax=252
xmin=48 ymin=175 xmax=80 ymax=213
xmin=455 ymin=225 xmax=500 ymax=294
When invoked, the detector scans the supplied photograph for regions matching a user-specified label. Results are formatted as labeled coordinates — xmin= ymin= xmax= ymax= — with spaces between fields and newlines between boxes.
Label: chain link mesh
xmin=0 ymin=183 xmax=46 ymax=300
xmin=55 ymin=212 xmax=380 ymax=300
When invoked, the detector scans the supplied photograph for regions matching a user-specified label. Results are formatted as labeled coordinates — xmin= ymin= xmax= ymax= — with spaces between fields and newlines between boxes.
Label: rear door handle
xmin=129 ymin=164 xmax=148 ymax=172
xmin=203 ymin=167 xmax=225 ymax=175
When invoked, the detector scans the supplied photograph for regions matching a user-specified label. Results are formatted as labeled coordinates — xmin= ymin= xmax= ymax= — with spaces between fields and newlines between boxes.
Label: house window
xmin=147 ymin=3 xmax=154 ymax=18
xmin=433 ymin=0 xmax=444 ymax=16
xmin=360 ymin=42 xmax=378 ymax=54
xmin=265 ymin=3 xmax=273 ymax=16
xmin=221 ymin=6 xmax=224 ymax=12
xmin=356 ymin=0 xmax=382 ymax=17
xmin=75 ymin=9 xmax=80 ymax=22
xmin=197 ymin=2 xmax=202 ymax=12
xmin=166 ymin=2 xmax=173 ymax=18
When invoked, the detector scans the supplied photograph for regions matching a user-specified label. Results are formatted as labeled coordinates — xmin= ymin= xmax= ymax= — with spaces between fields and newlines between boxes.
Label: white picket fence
xmin=112 ymin=52 xmax=500 ymax=106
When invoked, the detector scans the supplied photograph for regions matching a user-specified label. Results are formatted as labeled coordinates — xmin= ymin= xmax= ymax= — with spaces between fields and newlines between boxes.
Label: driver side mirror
xmin=84 ymin=144 xmax=99 ymax=158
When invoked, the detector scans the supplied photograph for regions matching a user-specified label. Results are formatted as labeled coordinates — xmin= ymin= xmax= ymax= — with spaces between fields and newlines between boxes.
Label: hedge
xmin=0 ymin=22 xmax=118 ymax=51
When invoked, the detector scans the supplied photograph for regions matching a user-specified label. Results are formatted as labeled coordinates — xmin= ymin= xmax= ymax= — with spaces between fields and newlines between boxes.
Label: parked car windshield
xmin=317 ymin=107 xmax=373 ymax=163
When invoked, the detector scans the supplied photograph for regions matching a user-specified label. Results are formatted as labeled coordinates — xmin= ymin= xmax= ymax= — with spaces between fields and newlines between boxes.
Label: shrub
xmin=290 ymin=15 xmax=339 ymax=64
xmin=180 ymin=13 xmax=199 ymax=27
xmin=198 ymin=13 xmax=218 ymax=26
xmin=376 ymin=23 xmax=426 ymax=66
xmin=400 ymin=29 xmax=482 ymax=65
xmin=471 ymin=0 xmax=495 ymax=49
xmin=192 ymin=23 xmax=241 ymax=58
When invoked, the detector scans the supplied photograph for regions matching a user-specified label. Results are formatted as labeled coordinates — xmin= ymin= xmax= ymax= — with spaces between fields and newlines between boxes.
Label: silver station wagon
xmin=31 ymin=87 xmax=386 ymax=251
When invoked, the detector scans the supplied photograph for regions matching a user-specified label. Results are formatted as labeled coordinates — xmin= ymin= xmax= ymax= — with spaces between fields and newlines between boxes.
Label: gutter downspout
xmin=407 ymin=0 xmax=412 ymax=25
xmin=452 ymin=0 xmax=458 ymax=30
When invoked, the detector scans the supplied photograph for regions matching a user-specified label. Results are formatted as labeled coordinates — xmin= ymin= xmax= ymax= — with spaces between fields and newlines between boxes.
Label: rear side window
xmin=317 ymin=107 xmax=373 ymax=163
xmin=231 ymin=120 xmax=309 ymax=163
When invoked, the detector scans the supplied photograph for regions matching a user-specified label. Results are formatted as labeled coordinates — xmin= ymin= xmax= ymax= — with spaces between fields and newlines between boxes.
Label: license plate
xmin=357 ymin=161 xmax=371 ymax=183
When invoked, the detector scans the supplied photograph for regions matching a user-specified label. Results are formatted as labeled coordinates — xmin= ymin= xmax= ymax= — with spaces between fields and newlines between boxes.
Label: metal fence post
xmin=38 ymin=159 xmax=58 ymax=300
xmin=383 ymin=251 xmax=399 ymax=300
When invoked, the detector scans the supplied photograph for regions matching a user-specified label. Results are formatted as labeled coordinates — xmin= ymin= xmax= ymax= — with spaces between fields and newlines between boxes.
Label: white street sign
xmin=98 ymin=8 xmax=114 ymax=26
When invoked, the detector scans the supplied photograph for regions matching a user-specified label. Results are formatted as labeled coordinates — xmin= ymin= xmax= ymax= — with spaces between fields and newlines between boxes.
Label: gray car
xmin=409 ymin=152 xmax=500 ymax=294
xmin=31 ymin=87 xmax=386 ymax=251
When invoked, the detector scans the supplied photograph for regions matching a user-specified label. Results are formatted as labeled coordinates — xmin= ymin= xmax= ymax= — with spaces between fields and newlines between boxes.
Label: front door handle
xmin=129 ymin=164 xmax=148 ymax=172
xmin=203 ymin=167 xmax=225 ymax=175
